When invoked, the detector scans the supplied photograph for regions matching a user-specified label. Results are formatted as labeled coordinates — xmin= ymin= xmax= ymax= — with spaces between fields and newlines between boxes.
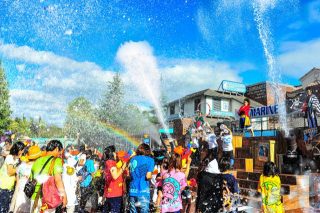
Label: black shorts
xmin=222 ymin=150 xmax=234 ymax=159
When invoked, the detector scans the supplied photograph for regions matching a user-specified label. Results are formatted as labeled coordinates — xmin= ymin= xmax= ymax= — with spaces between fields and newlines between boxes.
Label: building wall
xmin=246 ymin=83 xmax=268 ymax=105
xmin=167 ymin=95 xmax=207 ymax=118
xmin=231 ymin=100 xmax=242 ymax=115
xmin=300 ymin=68 xmax=320 ymax=89
xmin=246 ymin=82 xmax=295 ymax=106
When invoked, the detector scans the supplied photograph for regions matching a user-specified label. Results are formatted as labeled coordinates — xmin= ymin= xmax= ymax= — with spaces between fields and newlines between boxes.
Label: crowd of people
xmin=0 ymin=121 xmax=283 ymax=213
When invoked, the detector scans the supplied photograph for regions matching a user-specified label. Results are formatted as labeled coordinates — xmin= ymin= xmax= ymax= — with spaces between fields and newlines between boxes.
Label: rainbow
xmin=72 ymin=114 xmax=142 ymax=148
xmin=99 ymin=121 xmax=141 ymax=148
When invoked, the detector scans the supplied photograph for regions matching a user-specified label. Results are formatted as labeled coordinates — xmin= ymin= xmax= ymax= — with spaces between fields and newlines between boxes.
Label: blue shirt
xmin=80 ymin=159 xmax=95 ymax=187
xmin=129 ymin=155 xmax=155 ymax=197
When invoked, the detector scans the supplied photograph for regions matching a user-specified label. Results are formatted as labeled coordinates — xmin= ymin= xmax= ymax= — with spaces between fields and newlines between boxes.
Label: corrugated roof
xmin=299 ymin=67 xmax=320 ymax=81
xmin=168 ymin=88 xmax=262 ymax=107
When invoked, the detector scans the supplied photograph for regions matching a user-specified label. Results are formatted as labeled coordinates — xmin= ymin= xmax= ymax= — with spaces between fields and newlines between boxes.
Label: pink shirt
xmin=161 ymin=170 xmax=187 ymax=213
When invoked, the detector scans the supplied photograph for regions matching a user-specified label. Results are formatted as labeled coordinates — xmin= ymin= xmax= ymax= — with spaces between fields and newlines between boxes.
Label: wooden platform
xmin=233 ymin=136 xmax=310 ymax=211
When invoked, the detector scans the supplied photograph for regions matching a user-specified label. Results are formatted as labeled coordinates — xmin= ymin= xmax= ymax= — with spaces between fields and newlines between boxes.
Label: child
xmin=219 ymin=157 xmax=240 ymax=213
xmin=258 ymin=161 xmax=283 ymax=213
xmin=220 ymin=124 xmax=234 ymax=168
xmin=161 ymin=152 xmax=190 ymax=213
xmin=181 ymin=178 xmax=196 ymax=213
xmin=181 ymin=186 xmax=192 ymax=213
xmin=155 ymin=157 xmax=169 ymax=211
xmin=62 ymin=150 xmax=79 ymax=213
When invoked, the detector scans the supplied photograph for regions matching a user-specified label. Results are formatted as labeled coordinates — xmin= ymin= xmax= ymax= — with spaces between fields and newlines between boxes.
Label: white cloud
xmin=16 ymin=64 xmax=26 ymax=72
xmin=9 ymin=89 xmax=67 ymax=126
xmin=2 ymin=41 xmax=246 ymax=125
xmin=64 ymin=29 xmax=73 ymax=36
xmin=0 ymin=43 xmax=114 ymax=125
xmin=308 ymin=0 xmax=320 ymax=23
xmin=278 ymin=38 xmax=320 ymax=77
xmin=161 ymin=59 xmax=243 ymax=101
xmin=0 ymin=43 xmax=103 ymax=72
xmin=117 ymin=41 xmax=244 ymax=103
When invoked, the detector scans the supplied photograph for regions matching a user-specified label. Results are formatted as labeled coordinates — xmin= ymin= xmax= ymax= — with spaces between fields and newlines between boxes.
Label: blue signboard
xmin=210 ymin=110 xmax=235 ymax=117
xmin=159 ymin=128 xmax=174 ymax=134
xmin=221 ymin=80 xmax=246 ymax=93
xmin=250 ymin=105 xmax=278 ymax=118
xmin=143 ymin=138 xmax=150 ymax=145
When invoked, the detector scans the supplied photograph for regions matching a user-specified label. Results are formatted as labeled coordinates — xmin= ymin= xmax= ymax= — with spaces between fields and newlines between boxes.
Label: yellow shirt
xmin=258 ymin=175 xmax=283 ymax=213
xmin=0 ymin=155 xmax=18 ymax=190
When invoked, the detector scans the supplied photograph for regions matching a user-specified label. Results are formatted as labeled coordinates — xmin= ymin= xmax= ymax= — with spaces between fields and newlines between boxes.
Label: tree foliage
xmin=63 ymin=74 xmax=155 ymax=149
xmin=0 ymin=61 xmax=11 ymax=133
xmin=8 ymin=116 xmax=63 ymax=138
xmin=98 ymin=73 xmax=125 ymax=126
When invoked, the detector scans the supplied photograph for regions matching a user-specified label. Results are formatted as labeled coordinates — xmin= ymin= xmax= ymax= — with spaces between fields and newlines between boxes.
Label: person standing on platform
xmin=304 ymin=87 xmax=320 ymax=128
xmin=238 ymin=98 xmax=254 ymax=136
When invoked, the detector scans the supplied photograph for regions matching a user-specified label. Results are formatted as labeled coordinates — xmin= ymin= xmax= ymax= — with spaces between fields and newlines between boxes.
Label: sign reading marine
xmin=250 ymin=105 xmax=278 ymax=118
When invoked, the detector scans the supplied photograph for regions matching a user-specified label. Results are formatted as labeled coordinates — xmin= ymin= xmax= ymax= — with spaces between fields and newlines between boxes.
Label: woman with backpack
xmin=9 ymin=145 xmax=43 ymax=213
xmin=0 ymin=141 xmax=25 ymax=213
xmin=29 ymin=140 xmax=66 ymax=213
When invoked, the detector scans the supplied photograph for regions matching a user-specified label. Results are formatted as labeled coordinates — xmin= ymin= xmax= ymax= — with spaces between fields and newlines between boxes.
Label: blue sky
xmin=0 ymin=0 xmax=320 ymax=125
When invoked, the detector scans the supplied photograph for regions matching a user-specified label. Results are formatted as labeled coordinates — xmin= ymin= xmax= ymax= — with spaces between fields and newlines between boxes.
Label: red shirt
xmin=104 ymin=160 xmax=124 ymax=198
xmin=238 ymin=105 xmax=250 ymax=117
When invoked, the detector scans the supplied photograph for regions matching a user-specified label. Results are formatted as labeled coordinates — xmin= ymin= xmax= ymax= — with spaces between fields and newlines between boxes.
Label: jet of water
xmin=116 ymin=41 xmax=169 ymax=131
xmin=253 ymin=0 xmax=289 ymax=136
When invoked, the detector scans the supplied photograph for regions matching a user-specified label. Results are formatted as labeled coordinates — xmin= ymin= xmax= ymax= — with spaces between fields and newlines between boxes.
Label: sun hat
xmin=27 ymin=145 xmax=43 ymax=160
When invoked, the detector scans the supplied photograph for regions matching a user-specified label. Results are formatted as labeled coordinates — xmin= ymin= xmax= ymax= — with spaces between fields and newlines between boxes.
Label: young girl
xmin=103 ymin=148 xmax=126 ymax=213
xmin=219 ymin=157 xmax=240 ymax=213
xmin=161 ymin=152 xmax=190 ymax=213
xmin=0 ymin=141 xmax=25 ymax=213
xmin=258 ymin=161 xmax=283 ymax=213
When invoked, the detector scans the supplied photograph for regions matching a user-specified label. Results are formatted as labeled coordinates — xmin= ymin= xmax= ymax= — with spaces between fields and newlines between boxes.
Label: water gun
xmin=153 ymin=169 xmax=159 ymax=175
xmin=174 ymin=146 xmax=196 ymax=168
xmin=174 ymin=146 xmax=184 ymax=155
xmin=94 ymin=169 xmax=102 ymax=178
xmin=116 ymin=150 xmax=130 ymax=169
xmin=187 ymin=178 xmax=197 ymax=187
xmin=182 ymin=148 xmax=195 ymax=168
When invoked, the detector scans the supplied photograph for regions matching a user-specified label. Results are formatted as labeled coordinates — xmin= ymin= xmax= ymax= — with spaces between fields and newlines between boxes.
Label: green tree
xmin=0 ymin=61 xmax=11 ymax=133
xmin=64 ymin=97 xmax=110 ymax=147
xmin=9 ymin=116 xmax=30 ymax=136
xmin=98 ymin=73 xmax=125 ymax=126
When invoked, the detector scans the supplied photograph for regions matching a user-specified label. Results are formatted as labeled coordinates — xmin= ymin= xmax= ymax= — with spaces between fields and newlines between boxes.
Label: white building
xmin=166 ymin=89 xmax=261 ymax=124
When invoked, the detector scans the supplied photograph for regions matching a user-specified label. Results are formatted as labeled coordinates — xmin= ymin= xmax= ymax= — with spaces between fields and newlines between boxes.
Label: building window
xmin=180 ymin=104 xmax=184 ymax=116
xmin=170 ymin=105 xmax=175 ymax=115
xmin=221 ymin=99 xmax=230 ymax=112
xmin=194 ymin=98 xmax=201 ymax=112
xmin=213 ymin=99 xmax=221 ymax=111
